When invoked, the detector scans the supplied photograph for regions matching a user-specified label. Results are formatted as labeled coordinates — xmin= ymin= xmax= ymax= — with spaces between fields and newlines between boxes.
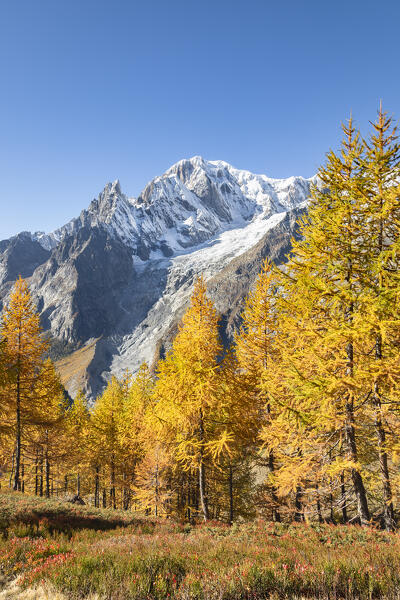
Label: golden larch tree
xmin=1 ymin=277 xmax=48 ymax=491
xmin=154 ymin=276 xmax=222 ymax=521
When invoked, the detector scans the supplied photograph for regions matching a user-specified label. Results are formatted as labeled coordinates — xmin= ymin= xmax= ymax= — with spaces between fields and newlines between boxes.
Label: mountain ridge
xmin=0 ymin=157 xmax=314 ymax=398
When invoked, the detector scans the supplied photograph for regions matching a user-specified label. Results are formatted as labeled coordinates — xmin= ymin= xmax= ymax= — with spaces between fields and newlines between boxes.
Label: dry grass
xmin=3 ymin=493 xmax=400 ymax=599
xmin=0 ymin=491 xmax=149 ymax=537
xmin=2 ymin=519 xmax=400 ymax=599
xmin=0 ymin=579 xmax=65 ymax=599
xmin=55 ymin=339 xmax=98 ymax=396
xmin=0 ymin=579 xmax=88 ymax=600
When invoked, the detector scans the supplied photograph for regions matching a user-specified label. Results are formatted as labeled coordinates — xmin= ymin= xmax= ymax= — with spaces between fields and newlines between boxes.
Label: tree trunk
xmin=198 ymin=410 xmax=209 ymax=521
xmin=94 ymin=467 xmax=100 ymax=508
xmin=35 ymin=450 xmax=39 ymax=495
xmin=77 ymin=473 xmax=81 ymax=497
xmin=9 ymin=449 xmax=15 ymax=489
xmin=340 ymin=472 xmax=348 ymax=523
xmin=155 ymin=463 xmax=159 ymax=517
xmin=110 ymin=458 xmax=116 ymax=509
xmin=45 ymin=453 xmax=50 ymax=498
xmin=193 ymin=479 xmax=198 ymax=512
xmin=13 ymin=370 xmax=21 ymax=491
xmin=345 ymin=337 xmax=370 ymax=526
xmin=346 ymin=410 xmax=369 ymax=526
xmin=294 ymin=486 xmax=304 ymax=522
xmin=374 ymin=401 xmax=395 ymax=529
xmin=268 ymin=450 xmax=281 ymax=522
xmin=316 ymin=485 xmax=323 ymax=523
xmin=177 ymin=483 xmax=181 ymax=515
xmin=187 ymin=473 xmax=191 ymax=522
xmin=329 ymin=491 xmax=335 ymax=524
xmin=373 ymin=335 xmax=395 ymax=531
xmin=44 ymin=431 xmax=50 ymax=498
xmin=345 ymin=409 xmax=370 ymax=525
xmin=228 ymin=463 xmax=234 ymax=525
xmin=39 ymin=449 xmax=44 ymax=497
xmin=123 ymin=486 xmax=130 ymax=511
xmin=122 ymin=472 xmax=128 ymax=510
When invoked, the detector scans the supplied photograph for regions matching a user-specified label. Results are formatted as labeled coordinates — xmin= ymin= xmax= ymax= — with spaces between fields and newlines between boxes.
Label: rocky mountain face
xmin=0 ymin=233 xmax=50 ymax=297
xmin=0 ymin=157 xmax=313 ymax=398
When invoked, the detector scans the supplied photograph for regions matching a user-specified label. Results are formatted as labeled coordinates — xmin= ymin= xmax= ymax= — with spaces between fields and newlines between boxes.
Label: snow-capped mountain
xmin=0 ymin=157 xmax=314 ymax=398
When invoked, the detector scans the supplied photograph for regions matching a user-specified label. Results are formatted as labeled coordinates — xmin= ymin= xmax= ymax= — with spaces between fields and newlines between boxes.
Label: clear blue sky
xmin=1 ymin=0 xmax=399 ymax=240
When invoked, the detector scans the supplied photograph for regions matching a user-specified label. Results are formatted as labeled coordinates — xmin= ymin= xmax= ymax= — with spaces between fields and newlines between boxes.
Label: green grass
xmin=2 ymin=493 xmax=400 ymax=599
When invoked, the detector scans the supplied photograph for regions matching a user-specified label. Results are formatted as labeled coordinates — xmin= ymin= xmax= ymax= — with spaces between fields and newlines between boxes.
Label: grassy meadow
xmin=1 ymin=493 xmax=400 ymax=599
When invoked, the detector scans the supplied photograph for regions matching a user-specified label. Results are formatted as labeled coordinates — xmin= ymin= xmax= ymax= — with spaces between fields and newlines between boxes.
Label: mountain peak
xmin=0 ymin=157 xmax=314 ymax=398
xmin=165 ymin=156 xmax=206 ymax=179
xmin=101 ymin=179 xmax=122 ymax=197
xmin=110 ymin=179 xmax=122 ymax=194
xmin=19 ymin=160 xmax=315 ymax=260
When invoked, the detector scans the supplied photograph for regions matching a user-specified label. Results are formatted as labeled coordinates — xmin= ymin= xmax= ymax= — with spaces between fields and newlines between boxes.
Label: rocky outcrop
xmin=31 ymin=226 xmax=135 ymax=343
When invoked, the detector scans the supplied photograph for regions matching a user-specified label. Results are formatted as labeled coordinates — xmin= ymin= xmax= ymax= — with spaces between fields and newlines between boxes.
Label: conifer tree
xmin=213 ymin=351 xmax=261 ymax=523
xmin=268 ymin=118 xmax=371 ymax=524
xmin=358 ymin=105 xmax=400 ymax=530
xmin=89 ymin=376 xmax=125 ymax=508
xmin=118 ymin=364 xmax=154 ymax=509
xmin=234 ymin=259 xmax=281 ymax=521
xmin=1 ymin=277 xmax=48 ymax=491
xmin=155 ymin=277 xmax=223 ymax=521
xmin=133 ymin=439 xmax=173 ymax=516
xmin=65 ymin=391 xmax=90 ymax=498
xmin=30 ymin=359 xmax=67 ymax=497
